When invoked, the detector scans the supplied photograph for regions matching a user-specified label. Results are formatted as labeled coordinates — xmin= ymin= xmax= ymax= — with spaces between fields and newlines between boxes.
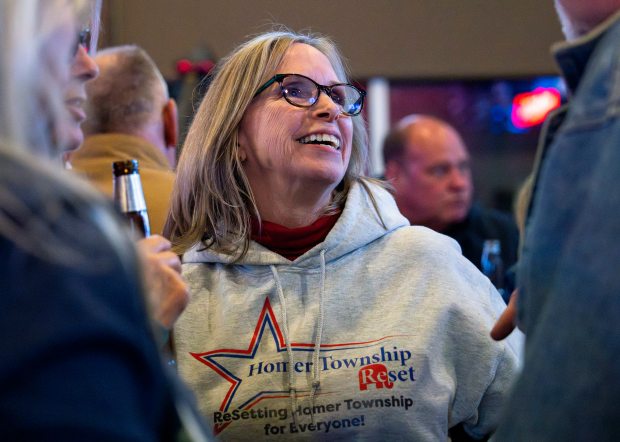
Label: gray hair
xmin=0 ymin=0 xmax=113 ymax=265
xmin=0 ymin=0 xmax=87 ymax=156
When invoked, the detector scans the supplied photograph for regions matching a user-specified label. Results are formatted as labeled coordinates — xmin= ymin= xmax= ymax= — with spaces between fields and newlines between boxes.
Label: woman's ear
xmin=237 ymin=121 xmax=249 ymax=162
xmin=237 ymin=143 xmax=247 ymax=162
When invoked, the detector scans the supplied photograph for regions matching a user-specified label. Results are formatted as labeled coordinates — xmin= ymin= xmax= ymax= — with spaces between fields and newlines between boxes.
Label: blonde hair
xmin=165 ymin=29 xmax=377 ymax=258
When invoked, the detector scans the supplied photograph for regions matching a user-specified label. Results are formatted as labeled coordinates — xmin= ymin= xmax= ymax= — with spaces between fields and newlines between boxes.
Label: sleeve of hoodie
xmin=460 ymin=282 xmax=523 ymax=440
xmin=406 ymin=227 xmax=522 ymax=441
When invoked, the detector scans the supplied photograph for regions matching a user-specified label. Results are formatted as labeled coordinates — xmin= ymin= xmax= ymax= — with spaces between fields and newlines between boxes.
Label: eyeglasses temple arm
xmin=253 ymin=76 xmax=279 ymax=98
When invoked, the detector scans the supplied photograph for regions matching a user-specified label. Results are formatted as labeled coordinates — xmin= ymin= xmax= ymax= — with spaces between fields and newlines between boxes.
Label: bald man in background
xmin=383 ymin=114 xmax=519 ymax=291
xmin=70 ymin=45 xmax=177 ymax=236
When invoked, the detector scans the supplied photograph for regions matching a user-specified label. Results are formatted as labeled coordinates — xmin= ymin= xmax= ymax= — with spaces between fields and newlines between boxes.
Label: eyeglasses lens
xmin=281 ymin=75 xmax=363 ymax=116
xmin=281 ymin=76 xmax=317 ymax=105
xmin=331 ymin=85 xmax=363 ymax=115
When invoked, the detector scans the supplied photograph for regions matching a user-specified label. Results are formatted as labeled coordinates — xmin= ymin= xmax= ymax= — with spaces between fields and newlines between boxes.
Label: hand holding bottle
xmin=137 ymin=235 xmax=190 ymax=330
xmin=112 ymin=159 xmax=189 ymax=330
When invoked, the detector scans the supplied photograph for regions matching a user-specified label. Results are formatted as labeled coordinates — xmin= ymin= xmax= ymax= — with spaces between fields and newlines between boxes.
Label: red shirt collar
xmin=251 ymin=213 xmax=340 ymax=260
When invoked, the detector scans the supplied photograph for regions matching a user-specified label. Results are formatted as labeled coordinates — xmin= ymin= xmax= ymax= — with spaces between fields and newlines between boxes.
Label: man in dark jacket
xmin=383 ymin=114 xmax=519 ymax=291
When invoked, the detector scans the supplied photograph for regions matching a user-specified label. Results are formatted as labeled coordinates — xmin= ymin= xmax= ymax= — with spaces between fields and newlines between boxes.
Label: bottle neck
xmin=113 ymin=173 xmax=147 ymax=213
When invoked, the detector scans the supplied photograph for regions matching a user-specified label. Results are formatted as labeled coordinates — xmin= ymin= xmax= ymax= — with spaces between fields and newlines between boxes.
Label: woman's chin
xmin=298 ymin=170 xmax=345 ymax=189
xmin=300 ymin=161 xmax=347 ymax=185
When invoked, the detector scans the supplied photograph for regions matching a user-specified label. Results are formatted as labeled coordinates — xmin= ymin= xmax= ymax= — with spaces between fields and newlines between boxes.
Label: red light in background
xmin=176 ymin=58 xmax=193 ymax=75
xmin=175 ymin=59 xmax=215 ymax=75
xmin=511 ymin=87 xmax=561 ymax=129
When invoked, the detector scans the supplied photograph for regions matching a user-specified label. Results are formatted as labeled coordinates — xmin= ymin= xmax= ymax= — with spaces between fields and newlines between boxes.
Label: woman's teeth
xmin=298 ymin=133 xmax=340 ymax=150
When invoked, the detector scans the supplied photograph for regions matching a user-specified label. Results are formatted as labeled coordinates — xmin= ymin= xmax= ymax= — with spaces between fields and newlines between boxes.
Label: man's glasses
xmin=254 ymin=73 xmax=366 ymax=116
xmin=73 ymin=28 xmax=91 ymax=55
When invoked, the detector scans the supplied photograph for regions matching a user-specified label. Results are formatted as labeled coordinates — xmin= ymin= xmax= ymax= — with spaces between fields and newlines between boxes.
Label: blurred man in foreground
xmin=0 ymin=0 xmax=207 ymax=438
xmin=493 ymin=0 xmax=620 ymax=439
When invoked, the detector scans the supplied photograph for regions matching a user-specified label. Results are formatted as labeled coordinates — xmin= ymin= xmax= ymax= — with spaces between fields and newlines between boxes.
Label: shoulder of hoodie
xmin=381 ymin=222 xmax=462 ymax=258
xmin=383 ymin=224 xmax=517 ymax=352
xmin=379 ymin=221 xmax=503 ymax=297
xmin=371 ymin=214 xmax=467 ymax=274
xmin=357 ymin=181 xmax=476 ymax=269
xmin=376 ymin=224 xmax=492 ymax=288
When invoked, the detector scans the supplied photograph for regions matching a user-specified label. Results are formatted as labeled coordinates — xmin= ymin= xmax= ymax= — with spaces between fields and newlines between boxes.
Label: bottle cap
xmin=112 ymin=159 xmax=139 ymax=177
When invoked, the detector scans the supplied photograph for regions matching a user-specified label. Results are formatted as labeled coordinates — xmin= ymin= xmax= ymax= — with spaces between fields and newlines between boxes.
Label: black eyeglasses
xmin=73 ymin=27 xmax=91 ymax=55
xmin=254 ymin=73 xmax=366 ymax=116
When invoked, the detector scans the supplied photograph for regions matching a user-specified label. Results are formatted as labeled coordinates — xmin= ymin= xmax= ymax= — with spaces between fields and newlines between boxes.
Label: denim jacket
xmin=495 ymin=11 xmax=620 ymax=441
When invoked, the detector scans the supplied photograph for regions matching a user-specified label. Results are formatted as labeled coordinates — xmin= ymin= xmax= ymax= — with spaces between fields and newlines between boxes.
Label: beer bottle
xmin=112 ymin=159 xmax=151 ymax=237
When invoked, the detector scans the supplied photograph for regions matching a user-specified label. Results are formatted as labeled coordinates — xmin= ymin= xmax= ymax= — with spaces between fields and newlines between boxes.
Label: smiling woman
xmin=237 ymin=42 xmax=356 ymax=225
xmin=165 ymin=28 xmax=523 ymax=441
xmin=165 ymin=30 xmax=373 ymax=256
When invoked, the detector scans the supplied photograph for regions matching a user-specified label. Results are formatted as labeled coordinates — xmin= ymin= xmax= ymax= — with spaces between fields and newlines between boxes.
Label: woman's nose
xmin=311 ymin=91 xmax=341 ymax=121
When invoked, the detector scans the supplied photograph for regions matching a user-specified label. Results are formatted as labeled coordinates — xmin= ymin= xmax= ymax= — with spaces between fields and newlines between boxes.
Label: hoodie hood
xmin=183 ymin=179 xmax=409 ymax=267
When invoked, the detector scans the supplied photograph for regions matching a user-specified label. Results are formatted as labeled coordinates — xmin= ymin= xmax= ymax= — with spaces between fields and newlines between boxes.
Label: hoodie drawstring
xmin=309 ymin=250 xmax=326 ymax=421
xmin=269 ymin=249 xmax=327 ymax=424
xmin=270 ymin=265 xmax=297 ymax=424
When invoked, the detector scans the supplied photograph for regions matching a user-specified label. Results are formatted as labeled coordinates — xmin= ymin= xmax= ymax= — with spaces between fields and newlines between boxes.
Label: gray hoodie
xmin=175 ymin=180 xmax=522 ymax=441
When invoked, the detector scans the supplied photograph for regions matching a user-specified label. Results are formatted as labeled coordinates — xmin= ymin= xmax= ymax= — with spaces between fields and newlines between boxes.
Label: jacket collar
xmin=72 ymin=133 xmax=171 ymax=170
xmin=552 ymin=9 xmax=620 ymax=94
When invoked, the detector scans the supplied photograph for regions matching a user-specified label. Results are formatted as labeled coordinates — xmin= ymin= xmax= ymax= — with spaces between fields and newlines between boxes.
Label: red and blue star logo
xmin=191 ymin=297 xmax=406 ymax=435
